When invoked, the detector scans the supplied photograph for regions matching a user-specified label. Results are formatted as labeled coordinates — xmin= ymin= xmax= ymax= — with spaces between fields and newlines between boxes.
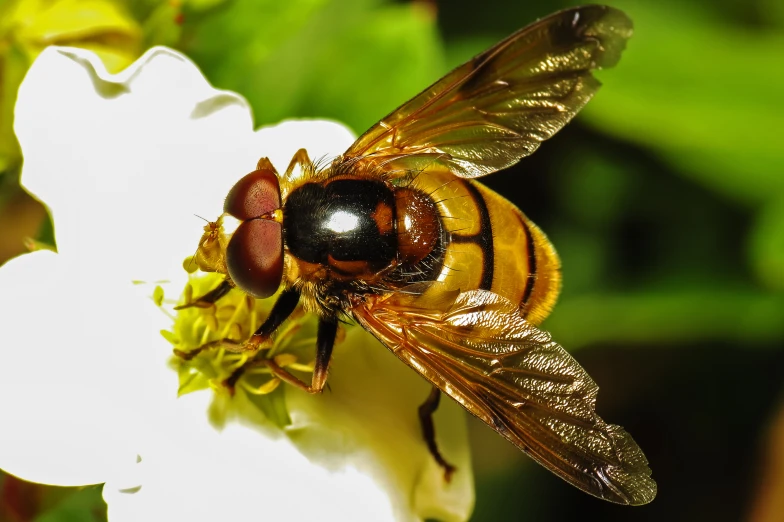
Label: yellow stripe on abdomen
xmin=408 ymin=170 xmax=560 ymax=324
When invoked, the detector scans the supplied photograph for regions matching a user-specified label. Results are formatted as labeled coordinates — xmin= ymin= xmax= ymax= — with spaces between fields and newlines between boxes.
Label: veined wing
xmin=341 ymin=6 xmax=632 ymax=179
xmin=353 ymin=288 xmax=656 ymax=505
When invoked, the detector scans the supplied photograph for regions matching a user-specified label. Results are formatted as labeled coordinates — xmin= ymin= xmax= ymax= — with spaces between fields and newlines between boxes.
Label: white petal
xmin=104 ymin=332 xmax=474 ymax=522
xmin=286 ymin=327 xmax=474 ymax=522
xmin=0 ymin=251 xmax=176 ymax=486
xmin=15 ymin=46 xmax=256 ymax=283
xmin=103 ymin=327 xmax=473 ymax=521
xmin=252 ymin=119 xmax=357 ymax=177
xmin=14 ymin=47 xmax=358 ymax=288
xmin=104 ymin=392 xmax=398 ymax=522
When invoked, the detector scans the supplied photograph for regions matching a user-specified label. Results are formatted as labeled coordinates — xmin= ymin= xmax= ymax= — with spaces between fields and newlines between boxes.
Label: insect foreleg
xmin=174 ymin=279 xmax=233 ymax=310
xmin=253 ymin=287 xmax=301 ymax=337
xmin=283 ymin=148 xmax=313 ymax=180
xmin=255 ymin=157 xmax=276 ymax=172
xmin=265 ymin=317 xmax=337 ymax=394
xmin=418 ymin=386 xmax=457 ymax=482
xmin=212 ymin=287 xmax=302 ymax=393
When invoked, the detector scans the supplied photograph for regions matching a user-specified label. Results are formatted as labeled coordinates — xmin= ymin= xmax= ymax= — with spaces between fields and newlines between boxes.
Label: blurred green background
xmin=1 ymin=0 xmax=782 ymax=520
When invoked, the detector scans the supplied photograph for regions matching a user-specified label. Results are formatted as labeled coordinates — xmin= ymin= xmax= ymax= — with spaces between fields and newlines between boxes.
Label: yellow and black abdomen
xmin=410 ymin=169 xmax=561 ymax=325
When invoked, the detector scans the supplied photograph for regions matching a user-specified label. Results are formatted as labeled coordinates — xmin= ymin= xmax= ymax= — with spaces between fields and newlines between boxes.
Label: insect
xmin=185 ymin=5 xmax=656 ymax=505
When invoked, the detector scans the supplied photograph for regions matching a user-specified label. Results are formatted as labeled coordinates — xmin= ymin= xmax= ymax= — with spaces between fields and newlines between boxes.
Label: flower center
xmin=158 ymin=271 xmax=321 ymax=428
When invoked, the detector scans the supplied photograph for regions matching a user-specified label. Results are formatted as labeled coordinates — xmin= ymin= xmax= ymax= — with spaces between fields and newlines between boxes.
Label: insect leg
xmin=418 ymin=386 xmax=457 ymax=482
xmin=222 ymin=288 xmax=302 ymax=391
xmin=247 ymin=287 xmax=302 ymax=344
xmin=176 ymin=285 xmax=301 ymax=365
xmin=174 ymin=279 xmax=233 ymax=310
xmin=265 ymin=317 xmax=337 ymax=394
xmin=256 ymin=157 xmax=276 ymax=171
xmin=283 ymin=148 xmax=312 ymax=179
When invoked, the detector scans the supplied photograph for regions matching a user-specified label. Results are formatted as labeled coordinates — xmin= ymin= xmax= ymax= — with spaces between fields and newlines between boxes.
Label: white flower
xmin=0 ymin=47 xmax=474 ymax=521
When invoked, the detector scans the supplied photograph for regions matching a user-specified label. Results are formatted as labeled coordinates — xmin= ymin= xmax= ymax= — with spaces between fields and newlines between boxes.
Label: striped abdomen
xmin=409 ymin=169 xmax=561 ymax=325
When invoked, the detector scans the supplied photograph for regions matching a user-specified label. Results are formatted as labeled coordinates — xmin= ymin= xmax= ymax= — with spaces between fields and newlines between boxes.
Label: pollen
xmin=159 ymin=271 xmax=320 ymax=428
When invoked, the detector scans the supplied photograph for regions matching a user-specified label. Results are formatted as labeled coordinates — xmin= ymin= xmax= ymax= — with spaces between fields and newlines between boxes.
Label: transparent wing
xmin=341 ymin=5 xmax=632 ymax=179
xmin=353 ymin=288 xmax=656 ymax=505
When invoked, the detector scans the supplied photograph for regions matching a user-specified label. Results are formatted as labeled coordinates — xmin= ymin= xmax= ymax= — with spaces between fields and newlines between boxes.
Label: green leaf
xmin=34 ymin=485 xmax=106 ymax=522
xmin=183 ymin=0 xmax=444 ymax=133
xmin=286 ymin=3 xmax=444 ymax=133
xmin=760 ymin=0 xmax=784 ymax=28
xmin=443 ymin=34 xmax=495 ymax=70
xmin=581 ymin=1 xmax=784 ymax=204
xmin=12 ymin=0 xmax=139 ymax=42
xmin=177 ymin=365 xmax=212 ymax=396
xmin=8 ymin=0 xmax=141 ymax=72
xmin=244 ymin=386 xmax=291 ymax=429
xmin=0 ymin=42 xmax=26 ymax=172
xmin=546 ymin=289 xmax=784 ymax=349
xmin=749 ymin=197 xmax=784 ymax=291
xmin=175 ymin=353 xmax=220 ymax=396
xmin=558 ymin=146 xmax=634 ymax=230
xmin=140 ymin=1 xmax=183 ymax=48
xmin=180 ymin=0 xmax=332 ymax=117
xmin=185 ymin=0 xmax=230 ymax=12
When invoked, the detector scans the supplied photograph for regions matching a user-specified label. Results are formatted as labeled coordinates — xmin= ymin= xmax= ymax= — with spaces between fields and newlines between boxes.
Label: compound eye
xmin=224 ymin=169 xmax=281 ymax=220
xmin=226 ymin=220 xmax=283 ymax=299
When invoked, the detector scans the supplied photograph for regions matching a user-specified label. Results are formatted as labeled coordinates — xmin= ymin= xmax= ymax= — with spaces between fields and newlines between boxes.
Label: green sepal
xmin=244 ymin=386 xmax=292 ymax=429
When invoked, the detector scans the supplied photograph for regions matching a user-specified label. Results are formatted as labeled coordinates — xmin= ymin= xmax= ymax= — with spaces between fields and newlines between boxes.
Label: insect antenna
xmin=184 ymin=213 xmax=215 ymax=272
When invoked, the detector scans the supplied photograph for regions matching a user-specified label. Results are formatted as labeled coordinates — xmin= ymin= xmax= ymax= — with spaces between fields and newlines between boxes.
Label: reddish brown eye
xmin=226 ymin=220 xmax=283 ymax=298
xmin=224 ymin=169 xmax=281 ymax=220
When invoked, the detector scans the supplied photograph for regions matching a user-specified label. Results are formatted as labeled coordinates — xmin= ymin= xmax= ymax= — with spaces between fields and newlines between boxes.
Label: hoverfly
xmin=185 ymin=5 xmax=656 ymax=505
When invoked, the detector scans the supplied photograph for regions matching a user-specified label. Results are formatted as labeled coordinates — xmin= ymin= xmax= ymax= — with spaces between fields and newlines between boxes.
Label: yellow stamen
xmin=153 ymin=285 xmax=165 ymax=306
xmin=241 ymin=378 xmax=281 ymax=395
xmin=273 ymin=353 xmax=298 ymax=368
xmin=288 ymin=360 xmax=315 ymax=373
